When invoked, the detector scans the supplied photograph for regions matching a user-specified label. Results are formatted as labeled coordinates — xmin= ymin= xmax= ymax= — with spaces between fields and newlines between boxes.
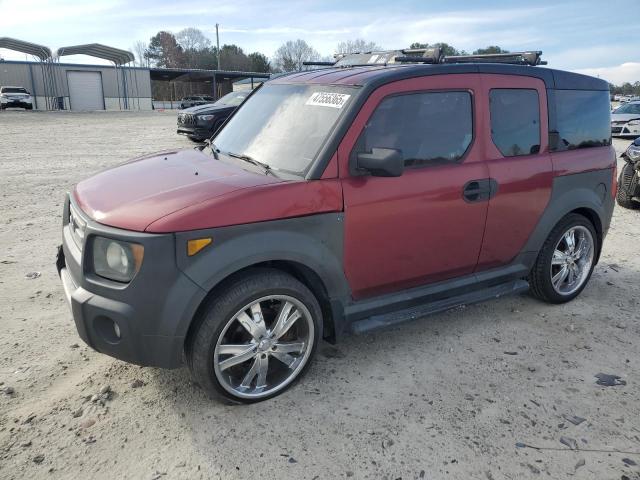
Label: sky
xmin=1 ymin=0 xmax=639 ymax=84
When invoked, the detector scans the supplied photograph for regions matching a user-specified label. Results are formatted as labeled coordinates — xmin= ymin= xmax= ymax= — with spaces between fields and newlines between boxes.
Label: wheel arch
xmin=570 ymin=207 xmax=603 ymax=260
xmin=176 ymin=214 xmax=350 ymax=349
xmin=521 ymin=171 xmax=614 ymax=267
xmin=184 ymin=260 xmax=341 ymax=354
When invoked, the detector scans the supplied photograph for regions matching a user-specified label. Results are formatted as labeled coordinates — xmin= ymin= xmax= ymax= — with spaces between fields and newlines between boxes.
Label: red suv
xmin=57 ymin=51 xmax=615 ymax=403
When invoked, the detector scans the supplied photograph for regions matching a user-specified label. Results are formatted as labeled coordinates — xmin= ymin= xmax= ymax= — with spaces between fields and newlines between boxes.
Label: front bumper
xmin=176 ymin=125 xmax=212 ymax=139
xmin=57 ymin=195 xmax=206 ymax=368
xmin=612 ymin=123 xmax=640 ymax=137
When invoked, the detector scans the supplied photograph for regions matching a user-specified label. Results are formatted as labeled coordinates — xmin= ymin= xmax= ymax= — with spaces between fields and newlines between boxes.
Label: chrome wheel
xmin=213 ymin=295 xmax=315 ymax=400
xmin=550 ymin=225 xmax=594 ymax=296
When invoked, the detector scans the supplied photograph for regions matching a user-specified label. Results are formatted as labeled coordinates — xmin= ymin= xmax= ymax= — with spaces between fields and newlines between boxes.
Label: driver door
xmin=339 ymin=74 xmax=489 ymax=300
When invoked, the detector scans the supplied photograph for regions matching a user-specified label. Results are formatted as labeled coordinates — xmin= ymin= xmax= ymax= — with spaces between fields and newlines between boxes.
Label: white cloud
xmin=573 ymin=63 xmax=640 ymax=85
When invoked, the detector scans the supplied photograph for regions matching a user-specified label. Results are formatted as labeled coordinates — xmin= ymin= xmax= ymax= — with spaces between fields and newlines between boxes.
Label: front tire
xmin=616 ymin=163 xmax=640 ymax=209
xmin=186 ymin=269 xmax=322 ymax=403
xmin=529 ymin=214 xmax=598 ymax=304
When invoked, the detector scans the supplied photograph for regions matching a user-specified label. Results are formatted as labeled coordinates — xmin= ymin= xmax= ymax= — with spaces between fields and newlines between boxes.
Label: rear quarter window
xmin=553 ymin=90 xmax=611 ymax=150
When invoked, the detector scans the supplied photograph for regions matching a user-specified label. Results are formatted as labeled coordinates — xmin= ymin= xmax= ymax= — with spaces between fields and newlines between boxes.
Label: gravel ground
xmin=0 ymin=110 xmax=639 ymax=480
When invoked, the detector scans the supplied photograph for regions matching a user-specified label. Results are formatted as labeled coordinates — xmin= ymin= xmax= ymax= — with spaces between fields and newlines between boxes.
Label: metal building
xmin=0 ymin=38 xmax=270 ymax=111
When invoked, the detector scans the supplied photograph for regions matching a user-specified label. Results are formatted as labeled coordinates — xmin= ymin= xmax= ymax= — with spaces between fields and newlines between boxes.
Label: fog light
xmin=113 ymin=322 xmax=121 ymax=339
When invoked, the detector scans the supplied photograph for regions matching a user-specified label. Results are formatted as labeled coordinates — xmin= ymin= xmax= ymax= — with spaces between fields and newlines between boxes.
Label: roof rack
xmin=302 ymin=48 xmax=545 ymax=69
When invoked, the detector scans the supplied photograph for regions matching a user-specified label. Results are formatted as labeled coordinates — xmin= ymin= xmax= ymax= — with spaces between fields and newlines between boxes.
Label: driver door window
xmin=352 ymin=91 xmax=474 ymax=168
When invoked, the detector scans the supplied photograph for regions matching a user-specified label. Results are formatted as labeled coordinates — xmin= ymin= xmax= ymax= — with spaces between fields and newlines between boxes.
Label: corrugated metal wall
xmin=0 ymin=61 xmax=152 ymax=109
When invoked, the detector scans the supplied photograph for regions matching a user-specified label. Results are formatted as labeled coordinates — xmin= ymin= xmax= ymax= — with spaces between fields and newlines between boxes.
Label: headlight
xmin=627 ymin=119 xmax=640 ymax=126
xmin=92 ymin=237 xmax=144 ymax=283
xmin=198 ymin=114 xmax=215 ymax=121
xmin=626 ymin=143 xmax=640 ymax=161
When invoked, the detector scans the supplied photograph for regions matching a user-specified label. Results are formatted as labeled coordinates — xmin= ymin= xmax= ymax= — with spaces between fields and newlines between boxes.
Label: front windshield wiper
xmin=226 ymin=151 xmax=276 ymax=176
xmin=195 ymin=138 xmax=219 ymax=160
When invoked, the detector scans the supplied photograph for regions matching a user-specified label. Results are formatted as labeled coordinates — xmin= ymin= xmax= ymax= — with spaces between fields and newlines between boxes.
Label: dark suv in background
xmin=177 ymin=90 xmax=249 ymax=142
xmin=179 ymin=95 xmax=215 ymax=109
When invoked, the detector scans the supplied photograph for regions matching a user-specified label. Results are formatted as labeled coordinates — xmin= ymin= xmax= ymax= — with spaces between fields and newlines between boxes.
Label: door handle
xmin=463 ymin=179 xmax=498 ymax=202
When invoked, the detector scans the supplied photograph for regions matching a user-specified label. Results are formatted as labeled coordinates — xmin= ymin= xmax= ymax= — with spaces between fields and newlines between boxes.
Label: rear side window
xmin=490 ymin=89 xmax=540 ymax=157
xmin=554 ymin=90 xmax=611 ymax=150
xmin=354 ymin=91 xmax=473 ymax=167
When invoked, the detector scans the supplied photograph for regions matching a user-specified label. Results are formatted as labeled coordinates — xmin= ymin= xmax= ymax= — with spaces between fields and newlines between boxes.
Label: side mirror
xmin=356 ymin=148 xmax=404 ymax=177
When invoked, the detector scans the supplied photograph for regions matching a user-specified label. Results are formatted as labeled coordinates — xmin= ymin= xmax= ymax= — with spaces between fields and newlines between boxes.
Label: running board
xmin=350 ymin=279 xmax=529 ymax=335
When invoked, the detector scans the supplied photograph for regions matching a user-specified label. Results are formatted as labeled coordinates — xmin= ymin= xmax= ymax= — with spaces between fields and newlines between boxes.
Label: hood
xmin=181 ymin=103 xmax=235 ymax=114
xmin=73 ymin=149 xmax=283 ymax=232
xmin=611 ymin=113 xmax=640 ymax=122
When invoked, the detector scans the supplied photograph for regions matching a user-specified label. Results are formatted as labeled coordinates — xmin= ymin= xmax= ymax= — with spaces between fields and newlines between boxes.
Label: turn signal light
xmin=187 ymin=238 xmax=212 ymax=256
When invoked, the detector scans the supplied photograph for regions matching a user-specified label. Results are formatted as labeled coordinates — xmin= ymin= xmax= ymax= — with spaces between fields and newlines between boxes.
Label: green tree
xmin=248 ymin=52 xmax=270 ymax=72
xmin=473 ymin=46 xmax=509 ymax=55
xmin=144 ymin=31 xmax=185 ymax=68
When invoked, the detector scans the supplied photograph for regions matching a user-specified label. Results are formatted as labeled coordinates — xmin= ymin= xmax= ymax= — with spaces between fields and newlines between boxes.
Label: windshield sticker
xmin=306 ymin=92 xmax=351 ymax=109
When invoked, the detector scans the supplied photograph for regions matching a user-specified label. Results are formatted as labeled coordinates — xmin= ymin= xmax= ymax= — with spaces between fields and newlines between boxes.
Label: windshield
xmin=214 ymin=91 xmax=247 ymax=107
xmin=2 ymin=87 xmax=28 ymax=94
xmin=214 ymin=84 xmax=355 ymax=176
xmin=613 ymin=103 xmax=640 ymax=115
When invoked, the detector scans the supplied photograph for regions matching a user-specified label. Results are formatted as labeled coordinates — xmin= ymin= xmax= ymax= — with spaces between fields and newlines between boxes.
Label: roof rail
xmin=301 ymin=48 xmax=545 ymax=70
xmin=441 ymin=51 xmax=545 ymax=66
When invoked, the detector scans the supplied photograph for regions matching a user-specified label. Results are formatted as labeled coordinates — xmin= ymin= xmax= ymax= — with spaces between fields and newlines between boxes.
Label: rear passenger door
xmin=340 ymin=75 xmax=490 ymax=300
xmin=476 ymin=75 xmax=554 ymax=270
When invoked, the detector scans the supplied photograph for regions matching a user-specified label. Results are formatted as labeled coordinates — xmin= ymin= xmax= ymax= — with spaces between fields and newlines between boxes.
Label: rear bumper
xmin=57 ymin=195 xmax=207 ymax=368
xmin=1 ymin=100 xmax=32 ymax=108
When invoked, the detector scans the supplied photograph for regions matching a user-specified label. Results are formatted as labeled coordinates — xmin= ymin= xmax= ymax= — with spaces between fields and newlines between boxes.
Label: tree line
xmin=131 ymin=30 xmax=640 ymax=93
xmin=131 ymin=29 xmax=514 ymax=73
xmin=610 ymin=82 xmax=640 ymax=96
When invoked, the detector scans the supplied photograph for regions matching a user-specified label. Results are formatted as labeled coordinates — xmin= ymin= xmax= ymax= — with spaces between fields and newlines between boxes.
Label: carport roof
xmin=56 ymin=43 xmax=134 ymax=65
xmin=150 ymin=67 xmax=270 ymax=82
xmin=0 ymin=37 xmax=52 ymax=61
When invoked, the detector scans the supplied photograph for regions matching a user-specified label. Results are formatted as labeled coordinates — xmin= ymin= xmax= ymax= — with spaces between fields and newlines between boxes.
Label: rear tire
xmin=616 ymin=163 xmax=640 ymax=209
xmin=186 ymin=269 xmax=322 ymax=403
xmin=529 ymin=214 xmax=598 ymax=304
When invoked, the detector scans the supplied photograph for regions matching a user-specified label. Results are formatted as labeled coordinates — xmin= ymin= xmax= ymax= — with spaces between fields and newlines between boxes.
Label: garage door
xmin=67 ymin=71 xmax=104 ymax=111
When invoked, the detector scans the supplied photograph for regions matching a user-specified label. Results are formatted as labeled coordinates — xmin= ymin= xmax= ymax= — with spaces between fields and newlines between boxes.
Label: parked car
xmin=57 ymin=54 xmax=615 ymax=403
xmin=616 ymin=137 xmax=640 ymax=209
xmin=177 ymin=90 xmax=249 ymax=142
xmin=0 ymin=86 xmax=33 ymax=110
xmin=611 ymin=101 xmax=640 ymax=137
xmin=179 ymin=95 xmax=215 ymax=109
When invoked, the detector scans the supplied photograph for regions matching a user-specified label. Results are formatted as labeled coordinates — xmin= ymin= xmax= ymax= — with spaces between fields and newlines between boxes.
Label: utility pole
xmin=216 ymin=23 xmax=221 ymax=70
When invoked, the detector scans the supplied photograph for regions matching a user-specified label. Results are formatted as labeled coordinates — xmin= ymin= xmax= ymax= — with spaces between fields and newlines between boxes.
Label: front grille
xmin=611 ymin=127 xmax=622 ymax=133
xmin=178 ymin=113 xmax=196 ymax=126
xmin=68 ymin=203 xmax=87 ymax=250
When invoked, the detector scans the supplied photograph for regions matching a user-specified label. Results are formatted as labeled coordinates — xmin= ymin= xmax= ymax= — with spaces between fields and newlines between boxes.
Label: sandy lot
xmin=0 ymin=110 xmax=639 ymax=480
